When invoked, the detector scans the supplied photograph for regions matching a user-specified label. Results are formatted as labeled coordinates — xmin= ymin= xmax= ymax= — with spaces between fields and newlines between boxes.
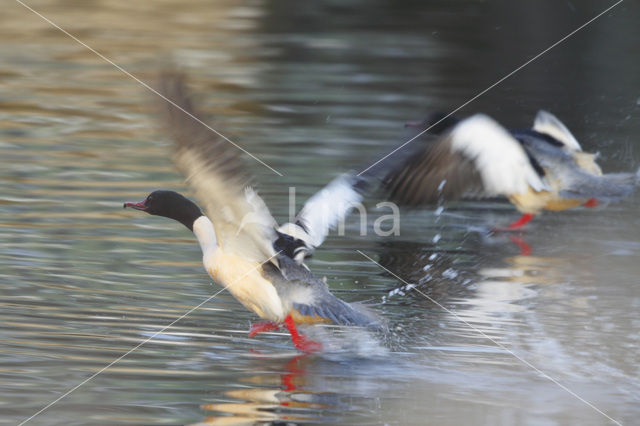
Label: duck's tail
xmin=292 ymin=297 xmax=385 ymax=332
xmin=560 ymin=170 xmax=639 ymax=202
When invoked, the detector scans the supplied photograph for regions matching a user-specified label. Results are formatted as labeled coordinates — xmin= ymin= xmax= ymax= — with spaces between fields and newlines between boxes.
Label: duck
xmin=124 ymin=72 xmax=380 ymax=352
xmin=158 ymin=72 xmax=367 ymax=265
xmin=383 ymin=110 xmax=638 ymax=229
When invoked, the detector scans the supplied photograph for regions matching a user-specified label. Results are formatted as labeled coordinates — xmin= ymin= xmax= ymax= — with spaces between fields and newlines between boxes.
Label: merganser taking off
xmin=158 ymin=73 xmax=366 ymax=265
xmin=124 ymin=73 xmax=379 ymax=352
xmin=383 ymin=111 xmax=638 ymax=229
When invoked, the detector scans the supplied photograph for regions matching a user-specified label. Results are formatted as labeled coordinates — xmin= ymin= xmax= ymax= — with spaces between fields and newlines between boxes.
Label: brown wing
xmin=382 ymin=114 xmax=548 ymax=206
xmin=156 ymin=72 xmax=277 ymax=263
xmin=384 ymin=132 xmax=483 ymax=206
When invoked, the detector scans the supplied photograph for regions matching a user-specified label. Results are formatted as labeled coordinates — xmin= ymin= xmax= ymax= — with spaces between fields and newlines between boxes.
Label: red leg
xmin=584 ymin=198 xmax=598 ymax=208
xmin=509 ymin=235 xmax=532 ymax=256
xmin=506 ymin=213 xmax=535 ymax=230
xmin=492 ymin=213 xmax=535 ymax=232
xmin=249 ymin=321 xmax=281 ymax=337
xmin=491 ymin=213 xmax=535 ymax=232
xmin=283 ymin=315 xmax=322 ymax=353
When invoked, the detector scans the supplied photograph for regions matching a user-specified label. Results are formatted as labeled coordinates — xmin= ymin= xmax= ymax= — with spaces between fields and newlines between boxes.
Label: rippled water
xmin=2 ymin=0 xmax=640 ymax=425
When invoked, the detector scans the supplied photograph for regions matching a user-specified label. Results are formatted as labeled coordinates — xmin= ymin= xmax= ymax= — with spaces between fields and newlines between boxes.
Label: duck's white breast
xmin=204 ymin=249 xmax=285 ymax=322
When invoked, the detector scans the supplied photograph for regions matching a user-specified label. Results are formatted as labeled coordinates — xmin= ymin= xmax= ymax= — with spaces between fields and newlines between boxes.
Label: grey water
xmin=1 ymin=0 xmax=640 ymax=425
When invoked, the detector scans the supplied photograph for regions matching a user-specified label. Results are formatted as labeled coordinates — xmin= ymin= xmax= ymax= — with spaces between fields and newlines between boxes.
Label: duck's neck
xmin=192 ymin=216 xmax=217 ymax=253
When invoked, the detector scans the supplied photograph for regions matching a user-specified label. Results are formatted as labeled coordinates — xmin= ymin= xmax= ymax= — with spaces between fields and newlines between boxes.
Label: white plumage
xmin=532 ymin=110 xmax=582 ymax=151
xmin=449 ymin=114 xmax=548 ymax=196
xmin=289 ymin=174 xmax=363 ymax=249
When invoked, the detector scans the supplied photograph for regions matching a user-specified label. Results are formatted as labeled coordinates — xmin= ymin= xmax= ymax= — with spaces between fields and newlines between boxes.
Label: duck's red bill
xmin=123 ymin=201 xmax=147 ymax=211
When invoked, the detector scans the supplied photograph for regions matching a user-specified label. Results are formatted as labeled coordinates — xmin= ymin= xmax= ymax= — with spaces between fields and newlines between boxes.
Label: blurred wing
xmin=533 ymin=110 xmax=582 ymax=151
xmin=384 ymin=114 xmax=548 ymax=205
xmin=295 ymin=174 xmax=365 ymax=248
xmin=158 ymin=72 xmax=277 ymax=263
xmin=274 ymin=174 xmax=365 ymax=263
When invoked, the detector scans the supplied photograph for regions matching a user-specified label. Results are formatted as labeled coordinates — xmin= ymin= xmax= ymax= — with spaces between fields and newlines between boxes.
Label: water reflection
xmin=197 ymin=355 xmax=327 ymax=425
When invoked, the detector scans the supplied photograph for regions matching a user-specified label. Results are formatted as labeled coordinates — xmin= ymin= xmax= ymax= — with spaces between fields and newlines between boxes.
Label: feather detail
xmin=533 ymin=110 xmax=582 ymax=151
xmin=450 ymin=114 xmax=548 ymax=195
xmin=158 ymin=72 xmax=278 ymax=264
xmin=383 ymin=114 xmax=549 ymax=207
xmin=293 ymin=174 xmax=364 ymax=248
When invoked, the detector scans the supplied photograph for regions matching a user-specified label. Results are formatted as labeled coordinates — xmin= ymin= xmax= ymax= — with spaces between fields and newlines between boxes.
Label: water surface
xmin=1 ymin=0 xmax=640 ymax=425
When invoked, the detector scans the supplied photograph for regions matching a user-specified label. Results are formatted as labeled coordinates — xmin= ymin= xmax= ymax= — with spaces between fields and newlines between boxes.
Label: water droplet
xmin=442 ymin=268 xmax=458 ymax=279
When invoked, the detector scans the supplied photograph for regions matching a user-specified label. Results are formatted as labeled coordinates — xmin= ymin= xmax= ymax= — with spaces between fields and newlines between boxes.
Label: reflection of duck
xmin=468 ymin=246 xmax=569 ymax=321
xmin=124 ymin=73 xmax=379 ymax=352
xmin=384 ymin=111 xmax=638 ymax=229
xmin=195 ymin=354 xmax=328 ymax=425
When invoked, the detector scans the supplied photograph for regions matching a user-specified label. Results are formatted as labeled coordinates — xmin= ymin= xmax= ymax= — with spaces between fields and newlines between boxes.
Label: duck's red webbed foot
xmin=284 ymin=315 xmax=322 ymax=353
xmin=249 ymin=321 xmax=281 ymax=337
xmin=584 ymin=198 xmax=598 ymax=208
xmin=493 ymin=213 xmax=535 ymax=232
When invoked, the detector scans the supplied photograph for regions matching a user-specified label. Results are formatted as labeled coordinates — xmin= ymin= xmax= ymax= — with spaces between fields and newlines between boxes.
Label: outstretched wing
xmin=384 ymin=114 xmax=548 ymax=205
xmin=275 ymin=174 xmax=366 ymax=262
xmin=532 ymin=110 xmax=582 ymax=151
xmin=157 ymin=72 xmax=277 ymax=263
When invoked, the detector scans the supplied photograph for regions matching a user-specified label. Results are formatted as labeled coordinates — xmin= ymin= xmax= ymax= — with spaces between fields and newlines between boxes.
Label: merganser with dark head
xmin=383 ymin=111 xmax=638 ymax=229
xmin=124 ymin=73 xmax=379 ymax=352
xmin=157 ymin=72 xmax=367 ymax=266
xmin=125 ymin=190 xmax=379 ymax=352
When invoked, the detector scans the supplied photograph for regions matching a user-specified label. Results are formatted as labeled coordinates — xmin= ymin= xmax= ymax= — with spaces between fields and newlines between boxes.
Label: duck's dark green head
xmin=124 ymin=190 xmax=202 ymax=231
